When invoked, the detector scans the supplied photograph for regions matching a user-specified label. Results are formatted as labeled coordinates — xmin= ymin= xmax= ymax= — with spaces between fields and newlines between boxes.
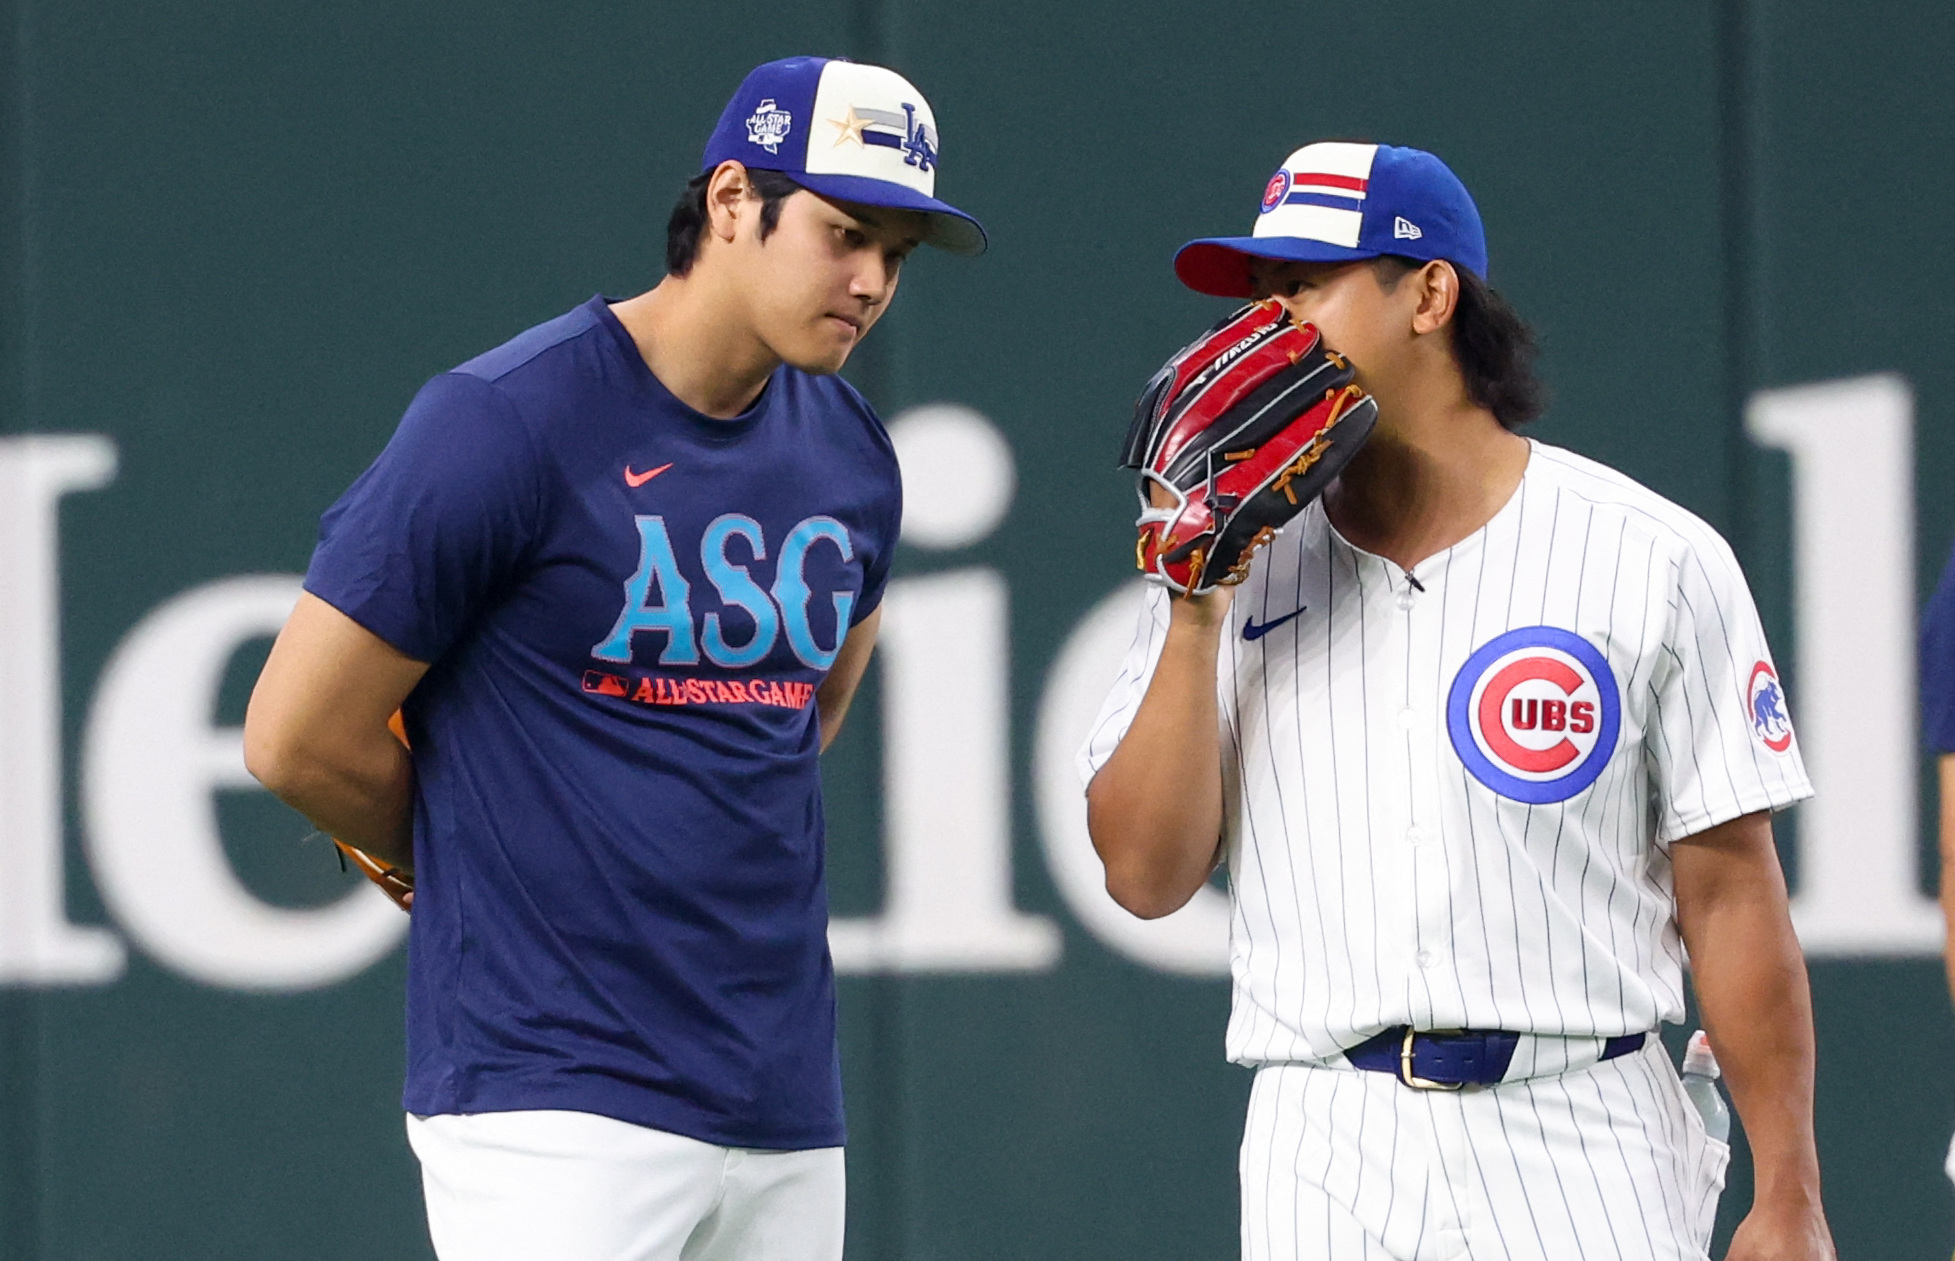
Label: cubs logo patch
xmin=1446 ymin=626 xmax=1621 ymax=804
xmin=1260 ymin=169 xmax=1292 ymax=214
xmin=745 ymin=98 xmax=793 ymax=154
xmin=1747 ymin=661 xmax=1794 ymax=753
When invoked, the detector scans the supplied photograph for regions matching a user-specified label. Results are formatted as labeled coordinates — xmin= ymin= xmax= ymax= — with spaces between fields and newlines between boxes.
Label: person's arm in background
xmin=1921 ymin=544 xmax=1955 ymax=1005
xmin=1939 ymin=758 xmax=1955 ymax=1004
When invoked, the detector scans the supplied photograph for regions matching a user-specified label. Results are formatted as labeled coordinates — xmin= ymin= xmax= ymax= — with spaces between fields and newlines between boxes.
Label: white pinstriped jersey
xmin=1080 ymin=441 xmax=1812 ymax=1066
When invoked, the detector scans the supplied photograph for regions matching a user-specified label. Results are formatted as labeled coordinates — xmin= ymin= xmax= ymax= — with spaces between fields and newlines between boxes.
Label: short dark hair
xmin=664 ymin=167 xmax=804 ymax=277
xmin=1376 ymin=256 xmax=1546 ymax=429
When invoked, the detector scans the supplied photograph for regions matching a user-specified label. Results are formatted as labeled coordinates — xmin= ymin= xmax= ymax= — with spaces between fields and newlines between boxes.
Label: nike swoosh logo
xmin=624 ymin=463 xmax=672 ymax=488
xmin=1242 ymin=607 xmax=1307 ymax=641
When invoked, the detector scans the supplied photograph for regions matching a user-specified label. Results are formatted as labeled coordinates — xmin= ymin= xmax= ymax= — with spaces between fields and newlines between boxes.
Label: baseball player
xmin=1082 ymin=142 xmax=1833 ymax=1260
xmin=242 ymin=57 xmax=983 ymax=1261
xmin=1917 ymin=544 xmax=1955 ymax=1204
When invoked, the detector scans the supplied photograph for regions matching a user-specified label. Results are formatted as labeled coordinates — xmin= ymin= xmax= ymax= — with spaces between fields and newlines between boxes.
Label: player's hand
xmin=1148 ymin=479 xmax=1235 ymax=628
xmin=1723 ymin=1200 xmax=1834 ymax=1261
xmin=1122 ymin=301 xmax=1376 ymax=597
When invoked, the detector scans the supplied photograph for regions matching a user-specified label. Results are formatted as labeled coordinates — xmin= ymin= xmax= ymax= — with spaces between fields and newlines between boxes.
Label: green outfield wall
xmin=1 ymin=1 xmax=1951 ymax=1256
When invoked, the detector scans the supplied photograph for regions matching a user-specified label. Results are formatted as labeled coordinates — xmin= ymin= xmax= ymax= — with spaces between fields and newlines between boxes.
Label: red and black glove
xmin=1120 ymin=300 xmax=1377 ymax=595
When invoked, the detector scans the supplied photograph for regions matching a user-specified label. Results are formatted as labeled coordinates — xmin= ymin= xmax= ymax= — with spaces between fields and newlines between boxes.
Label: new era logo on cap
xmin=1173 ymin=140 xmax=1488 ymax=298
xmin=703 ymin=57 xmax=985 ymax=255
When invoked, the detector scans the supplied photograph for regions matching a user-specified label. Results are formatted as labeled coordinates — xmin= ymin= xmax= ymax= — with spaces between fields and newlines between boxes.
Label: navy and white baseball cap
xmin=702 ymin=56 xmax=986 ymax=256
xmin=1174 ymin=142 xmax=1486 ymax=297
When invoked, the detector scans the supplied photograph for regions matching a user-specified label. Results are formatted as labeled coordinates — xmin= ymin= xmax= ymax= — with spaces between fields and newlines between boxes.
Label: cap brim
xmin=791 ymin=172 xmax=987 ymax=257
xmin=1173 ymin=236 xmax=1382 ymax=297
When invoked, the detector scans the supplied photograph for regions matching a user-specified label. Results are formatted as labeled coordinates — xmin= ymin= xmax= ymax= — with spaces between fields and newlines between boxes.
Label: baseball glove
xmin=335 ymin=839 xmax=414 ymax=913
xmin=332 ymin=709 xmax=414 ymax=913
xmin=1121 ymin=300 xmax=1378 ymax=595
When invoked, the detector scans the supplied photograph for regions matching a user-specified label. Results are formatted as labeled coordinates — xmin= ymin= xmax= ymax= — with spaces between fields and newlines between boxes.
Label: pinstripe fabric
xmin=1240 ymin=1040 xmax=1729 ymax=1261
xmin=1078 ymin=441 xmax=1811 ymax=1063
xmin=1082 ymin=443 xmax=1796 ymax=1257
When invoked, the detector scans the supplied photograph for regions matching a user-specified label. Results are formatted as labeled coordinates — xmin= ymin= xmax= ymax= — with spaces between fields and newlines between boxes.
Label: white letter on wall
xmin=828 ymin=405 xmax=1061 ymax=972
xmin=82 ymin=574 xmax=408 ymax=990
xmin=0 ymin=435 xmax=126 ymax=984
xmin=1747 ymin=374 xmax=1942 ymax=954
xmin=1035 ymin=581 xmax=1230 ymax=975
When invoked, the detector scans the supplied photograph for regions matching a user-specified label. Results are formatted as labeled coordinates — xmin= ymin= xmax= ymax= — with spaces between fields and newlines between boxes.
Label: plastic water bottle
xmin=1681 ymin=1029 xmax=1731 ymax=1143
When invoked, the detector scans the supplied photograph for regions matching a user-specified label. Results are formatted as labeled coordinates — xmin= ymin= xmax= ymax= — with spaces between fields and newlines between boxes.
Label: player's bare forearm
xmin=1937 ymin=756 xmax=1955 ymax=1005
xmin=1086 ymin=589 xmax=1230 ymax=919
xmin=244 ymin=592 xmax=428 ymax=871
xmin=1670 ymin=810 xmax=1835 ymax=1261
xmin=816 ymin=608 xmax=881 ymax=753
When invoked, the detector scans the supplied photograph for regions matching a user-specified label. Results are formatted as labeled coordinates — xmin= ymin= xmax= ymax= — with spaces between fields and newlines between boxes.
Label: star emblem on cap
xmin=828 ymin=107 xmax=869 ymax=147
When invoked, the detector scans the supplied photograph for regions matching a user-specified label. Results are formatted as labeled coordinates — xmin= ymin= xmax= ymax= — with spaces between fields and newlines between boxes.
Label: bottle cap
xmin=1682 ymin=1029 xmax=1721 ymax=1079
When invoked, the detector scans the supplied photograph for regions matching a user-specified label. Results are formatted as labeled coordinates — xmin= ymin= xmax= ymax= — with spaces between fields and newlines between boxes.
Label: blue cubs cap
xmin=702 ymin=56 xmax=986 ymax=256
xmin=1174 ymin=142 xmax=1486 ymax=297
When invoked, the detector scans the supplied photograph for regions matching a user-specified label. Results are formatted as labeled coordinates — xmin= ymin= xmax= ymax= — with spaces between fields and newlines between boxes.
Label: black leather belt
xmin=1344 ymin=1027 xmax=1648 ymax=1090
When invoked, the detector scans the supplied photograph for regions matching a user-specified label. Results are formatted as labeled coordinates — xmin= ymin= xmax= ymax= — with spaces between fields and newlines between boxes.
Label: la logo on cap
xmin=804 ymin=63 xmax=942 ymax=188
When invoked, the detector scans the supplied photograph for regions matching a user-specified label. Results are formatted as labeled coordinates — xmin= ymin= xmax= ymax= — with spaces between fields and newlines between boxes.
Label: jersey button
xmin=1396 ymin=590 xmax=1415 ymax=611
xmin=1416 ymin=950 xmax=1436 ymax=968
xmin=1406 ymin=825 xmax=1427 ymax=845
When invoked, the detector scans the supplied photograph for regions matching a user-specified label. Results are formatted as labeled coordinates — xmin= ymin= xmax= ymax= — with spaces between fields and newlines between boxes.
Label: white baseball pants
xmin=1241 ymin=1039 xmax=1728 ymax=1260
xmin=406 ymin=1109 xmax=844 ymax=1261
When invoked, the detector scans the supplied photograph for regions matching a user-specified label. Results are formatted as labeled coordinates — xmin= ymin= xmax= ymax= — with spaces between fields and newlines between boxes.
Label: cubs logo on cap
xmin=702 ymin=56 xmax=985 ymax=256
xmin=1259 ymin=169 xmax=1292 ymax=214
xmin=1175 ymin=141 xmax=1487 ymax=298
xmin=1747 ymin=661 xmax=1796 ymax=753
xmin=1447 ymin=626 xmax=1621 ymax=804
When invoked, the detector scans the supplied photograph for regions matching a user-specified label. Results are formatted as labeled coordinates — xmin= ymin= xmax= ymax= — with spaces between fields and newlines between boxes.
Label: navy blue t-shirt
xmin=1924 ymin=540 xmax=1955 ymax=753
xmin=304 ymin=296 xmax=899 ymax=1149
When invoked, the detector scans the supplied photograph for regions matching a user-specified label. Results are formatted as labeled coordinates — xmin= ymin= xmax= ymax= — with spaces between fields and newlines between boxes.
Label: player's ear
xmin=1409 ymin=260 xmax=1461 ymax=337
xmin=703 ymin=160 xmax=752 ymax=248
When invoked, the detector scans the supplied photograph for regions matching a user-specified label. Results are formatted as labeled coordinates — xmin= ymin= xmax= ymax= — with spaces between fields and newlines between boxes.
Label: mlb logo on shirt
xmin=1447 ymin=625 xmax=1622 ymax=804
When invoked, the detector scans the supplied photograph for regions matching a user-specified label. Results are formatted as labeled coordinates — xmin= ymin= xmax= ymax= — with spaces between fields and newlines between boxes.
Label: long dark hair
xmin=1380 ymin=256 xmax=1546 ymax=429
xmin=664 ymin=167 xmax=804 ymax=277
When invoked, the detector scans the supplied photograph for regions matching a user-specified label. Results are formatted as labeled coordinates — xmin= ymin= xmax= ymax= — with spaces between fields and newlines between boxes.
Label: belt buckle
xmin=1398 ymin=1028 xmax=1465 ymax=1091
